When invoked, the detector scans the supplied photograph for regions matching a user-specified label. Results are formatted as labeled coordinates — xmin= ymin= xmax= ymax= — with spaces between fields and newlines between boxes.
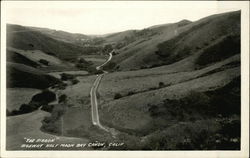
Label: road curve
xmin=90 ymin=52 xmax=113 ymax=132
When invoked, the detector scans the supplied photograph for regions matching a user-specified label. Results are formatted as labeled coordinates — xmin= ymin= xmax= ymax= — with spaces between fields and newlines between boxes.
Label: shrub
xmin=72 ymin=78 xmax=79 ymax=85
xmin=148 ymin=104 xmax=160 ymax=117
xmin=163 ymin=91 xmax=211 ymax=120
xmin=10 ymin=110 xmax=20 ymax=115
xmin=60 ymin=73 xmax=74 ymax=81
xmin=206 ymin=77 xmax=240 ymax=116
xmin=158 ymin=82 xmax=165 ymax=88
xmin=47 ymin=52 xmax=56 ymax=56
xmin=39 ymin=59 xmax=49 ymax=66
xmin=75 ymin=58 xmax=93 ymax=69
xmin=87 ymin=66 xmax=103 ymax=74
xmin=57 ymin=83 xmax=67 ymax=90
xmin=41 ymin=104 xmax=54 ymax=113
xmin=127 ymin=91 xmax=135 ymax=96
xmin=196 ymin=46 xmax=201 ymax=50
xmin=59 ymin=94 xmax=67 ymax=103
xmin=102 ymin=62 xmax=117 ymax=71
xmin=6 ymin=109 xmax=11 ymax=116
xmin=19 ymin=102 xmax=39 ymax=113
xmin=31 ymin=89 xmax=56 ymax=104
xmin=28 ymin=43 xmax=34 ymax=48
xmin=9 ymin=102 xmax=41 ymax=116
xmin=103 ymin=44 xmax=113 ymax=54
xmin=114 ymin=93 xmax=122 ymax=99
xmin=204 ymin=42 xmax=209 ymax=46
xmin=41 ymin=105 xmax=66 ymax=135
xmin=196 ymin=34 xmax=240 ymax=67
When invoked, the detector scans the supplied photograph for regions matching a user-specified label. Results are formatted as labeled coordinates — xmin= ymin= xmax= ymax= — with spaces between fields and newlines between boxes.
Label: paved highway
xmin=90 ymin=52 xmax=113 ymax=133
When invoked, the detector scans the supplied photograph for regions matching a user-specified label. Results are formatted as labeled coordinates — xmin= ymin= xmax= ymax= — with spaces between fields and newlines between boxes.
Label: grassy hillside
xmin=7 ymin=88 xmax=41 ymax=111
xmin=95 ymin=11 xmax=241 ymax=150
xmin=7 ymin=62 xmax=61 ymax=89
xmin=29 ymin=26 xmax=90 ymax=44
xmin=7 ymin=24 xmax=92 ymax=61
xmin=7 ymin=109 xmax=88 ymax=150
xmin=7 ymin=49 xmax=40 ymax=68
xmin=6 ymin=10 xmax=241 ymax=150
xmin=105 ymin=10 xmax=240 ymax=71
xmin=7 ymin=47 xmax=77 ymax=72
xmin=98 ymin=62 xmax=240 ymax=149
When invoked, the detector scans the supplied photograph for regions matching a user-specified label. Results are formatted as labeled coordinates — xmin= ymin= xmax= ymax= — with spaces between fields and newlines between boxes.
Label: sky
xmin=3 ymin=1 xmax=244 ymax=35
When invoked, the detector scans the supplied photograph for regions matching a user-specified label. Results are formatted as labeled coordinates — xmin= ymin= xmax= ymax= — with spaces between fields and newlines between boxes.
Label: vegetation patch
xmin=155 ymin=21 xmax=210 ymax=66
xmin=7 ymin=63 xmax=61 ymax=89
xmin=196 ymin=34 xmax=240 ymax=67
xmin=60 ymin=73 xmax=80 ymax=85
xmin=7 ymin=50 xmax=39 ymax=68
xmin=7 ymin=89 xmax=56 ymax=116
xmin=104 ymin=77 xmax=240 ymax=149
xmin=40 ymin=94 xmax=68 ymax=135
xmin=39 ymin=59 xmax=49 ymax=66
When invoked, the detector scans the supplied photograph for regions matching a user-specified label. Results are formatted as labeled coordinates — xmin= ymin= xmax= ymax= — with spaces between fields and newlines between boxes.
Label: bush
xmin=114 ymin=93 xmax=122 ymax=99
xmin=9 ymin=102 xmax=41 ymax=116
xmin=163 ymin=91 xmax=211 ymax=120
xmin=206 ymin=77 xmax=240 ymax=116
xmin=39 ymin=59 xmax=49 ymax=66
xmin=127 ymin=91 xmax=135 ymax=96
xmin=196 ymin=34 xmax=240 ymax=67
xmin=31 ymin=89 xmax=56 ymax=104
xmin=41 ymin=105 xmax=66 ymax=134
xmin=56 ymin=83 xmax=67 ymax=90
xmin=102 ymin=62 xmax=117 ymax=71
xmin=60 ymin=73 xmax=74 ymax=81
xmin=6 ymin=109 xmax=11 ymax=116
xmin=72 ymin=78 xmax=79 ymax=85
xmin=19 ymin=102 xmax=39 ymax=113
xmin=158 ymin=82 xmax=165 ymax=88
xmin=41 ymin=104 xmax=54 ymax=113
xmin=59 ymin=94 xmax=67 ymax=103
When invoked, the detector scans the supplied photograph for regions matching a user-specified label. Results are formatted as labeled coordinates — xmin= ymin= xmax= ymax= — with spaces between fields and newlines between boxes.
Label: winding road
xmin=90 ymin=52 xmax=113 ymax=132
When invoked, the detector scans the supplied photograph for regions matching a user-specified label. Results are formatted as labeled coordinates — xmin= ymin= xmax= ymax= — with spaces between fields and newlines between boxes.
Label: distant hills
xmin=6 ymin=10 xmax=242 ymax=149
xmin=7 ymin=24 xmax=91 ymax=61
xmin=104 ymin=10 xmax=240 ymax=71
xmin=95 ymin=11 xmax=241 ymax=149
xmin=6 ymin=24 xmax=92 ymax=89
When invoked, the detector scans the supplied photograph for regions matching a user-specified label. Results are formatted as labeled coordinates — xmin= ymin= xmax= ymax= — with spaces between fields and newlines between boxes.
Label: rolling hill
xmin=7 ymin=24 xmax=94 ymax=61
xmin=6 ymin=10 xmax=241 ymax=150
xmin=94 ymin=10 xmax=241 ymax=149
xmin=7 ymin=62 xmax=61 ymax=89
xmin=104 ymin=10 xmax=240 ymax=71
xmin=29 ymin=26 xmax=91 ymax=44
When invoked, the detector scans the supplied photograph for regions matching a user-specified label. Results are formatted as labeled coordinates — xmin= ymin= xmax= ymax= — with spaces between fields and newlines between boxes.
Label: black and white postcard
xmin=0 ymin=1 xmax=249 ymax=158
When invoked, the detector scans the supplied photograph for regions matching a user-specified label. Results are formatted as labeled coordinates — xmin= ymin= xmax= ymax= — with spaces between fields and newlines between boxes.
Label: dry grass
xmin=48 ymin=70 xmax=89 ymax=79
xmin=99 ymin=55 xmax=239 ymax=100
xmin=8 ymin=47 xmax=62 ymax=65
xmin=7 ymin=88 xmax=41 ymax=111
xmin=110 ymin=11 xmax=240 ymax=71
xmin=7 ymin=109 xmax=88 ymax=150
xmin=99 ymin=64 xmax=240 ymax=131
xmin=54 ymin=75 xmax=97 ymax=136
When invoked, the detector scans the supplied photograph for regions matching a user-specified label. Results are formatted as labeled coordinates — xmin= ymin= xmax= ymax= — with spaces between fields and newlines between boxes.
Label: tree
xmin=72 ymin=79 xmax=79 ymax=85
xmin=59 ymin=94 xmax=67 ymax=103
xmin=39 ymin=59 xmax=49 ymax=66
xmin=31 ymin=89 xmax=56 ymax=104
xmin=158 ymin=82 xmax=165 ymax=88
xmin=103 ymin=44 xmax=113 ymax=53
xmin=60 ymin=73 xmax=74 ymax=81
xmin=114 ymin=93 xmax=122 ymax=99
